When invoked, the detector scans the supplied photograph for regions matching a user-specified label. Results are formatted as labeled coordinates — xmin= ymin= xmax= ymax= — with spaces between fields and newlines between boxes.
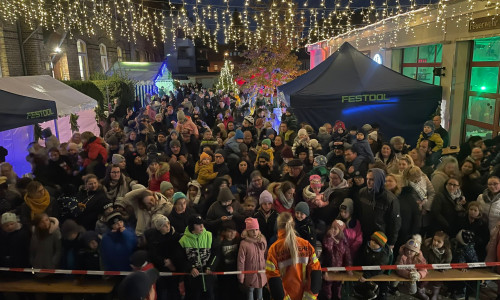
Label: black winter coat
xmin=395 ymin=186 xmax=421 ymax=251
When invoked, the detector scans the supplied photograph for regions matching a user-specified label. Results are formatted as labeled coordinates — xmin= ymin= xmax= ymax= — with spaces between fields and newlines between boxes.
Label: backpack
xmin=58 ymin=196 xmax=81 ymax=219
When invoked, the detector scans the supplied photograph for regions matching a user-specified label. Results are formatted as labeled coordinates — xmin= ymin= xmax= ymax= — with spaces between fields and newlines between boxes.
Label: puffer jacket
xmin=148 ymin=162 xmax=171 ymax=192
xmin=30 ymin=217 xmax=61 ymax=273
xmin=83 ymin=136 xmax=108 ymax=167
xmin=322 ymin=235 xmax=351 ymax=268
xmin=303 ymin=185 xmax=327 ymax=209
xmin=342 ymin=218 xmax=363 ymax=257
xmin=421 ymin=237 xmax=452 ymax=264
xmin=178 ymin=227 xmax=215 ymax=272
xmin=395 ymin=246 xmax=428 ymax=279
xmin=477 ymin=189 xmax=500 ymax=233
xmin=237 ymin=231 xmax=267 ymax=288
xmin=119 ymin=187 xmax=173 ymax=236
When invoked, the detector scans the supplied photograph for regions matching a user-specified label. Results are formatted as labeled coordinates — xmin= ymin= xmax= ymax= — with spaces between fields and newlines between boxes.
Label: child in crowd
xmin=308 ymin=155 xmax=329 ymax=183
xmin=77 ymin=231 xmax=101 ymax=271
xmin=416 ymin=120 xmax=444 ymax=166
xmin=30 ymin=213 xmax=62 ymax=277
xmin=354 ymin=231 xmax=391 ymax=300
xmin=237 ymin=218 xmax=267 ymax=300
xmin=254 ymin=190 xmax=278 ymax=244
xmin=294 ymin=202 xmax=316 ymax=247
xmin=100 ymin=211 xmax=137 ymax=271
xmin=457 ymin=201 xmax=489 ymax=261
xmin=395 ymin=235 xmax=428 ymax=300
xmin=422 ymin=231 xmax=452 ymax=300
xmin=214 ymin=220 xmax=242 ymax=300
xmin=199 ymin=129 xmax=218 ymax=153
xmin=95 ymin=202 xmax=114 ymax=238
xmin=320 ymin=220 xmax=352 ymax=300
xmin=195 ymin=152 xmax=218 ymax=186
xmin=0 ymin=212 xmax=30 ymax=269
xmin=450 ymin=229 xmax=478 ymax=299
xmin=292 ymin=129 xmax=314 ymax=162
xmin=332 ymin=120 xmax=347 ymax=143
xmin=129 ymin=250 xmax=157 ymax=298
xmin=255 ymin=139 xmax=274 ymax=168
xmin=352 ymin=128 xmax=375 ymax=165
xmin=242 ymin=196 xmax=258 ymax=218
xmin=303 ymin=175 xmax=327 ymax=209
xmin=337 ymin=198 xmax=363 ymax=259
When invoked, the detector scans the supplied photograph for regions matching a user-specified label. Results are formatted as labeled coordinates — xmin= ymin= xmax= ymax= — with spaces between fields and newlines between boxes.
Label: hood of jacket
xmin=180 ymin=226 xmax=212 ymax=248
xmin=370 ymin=168 xmax=386 ymax=194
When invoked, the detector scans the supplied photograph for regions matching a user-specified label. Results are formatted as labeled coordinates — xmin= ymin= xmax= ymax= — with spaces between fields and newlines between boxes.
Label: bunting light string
xmin=0 ymin=0 xmax=497 ymax=52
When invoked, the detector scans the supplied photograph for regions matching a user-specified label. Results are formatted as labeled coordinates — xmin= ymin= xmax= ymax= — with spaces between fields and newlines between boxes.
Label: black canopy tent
xmin=278 ymin=42 xmax=442 ymax=146
xmin=0 ymin=89 xmax=57 ymax=132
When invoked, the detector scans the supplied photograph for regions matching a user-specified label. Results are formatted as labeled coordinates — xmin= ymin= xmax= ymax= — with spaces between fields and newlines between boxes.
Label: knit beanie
xmin=314 ymin=155 xmax=327 ymax=167
xmin=160 ymin=181 xmax=174 ymax=194
xmin=61 ymin=219 xmax=84 ymax=240
xmin=368 ymin=131 xmax=378 ymax=142
xmin=309 ymin=175 xmax=322 ymax=188
xmin=262 ymin=139 xmax=271 ymax=147
xmin=281 ymin=147 xmax=294 ymax=159
xmin=177 ymin=110 xmax=186 ymax=122
xmin=244 ymin=115 xmax=254 ymax=125
xmin=339 ymin=198 xmax=354 ymax=215
xmin=112 ymin=154 xmax=126 ymax=164
xmin=424 ymin=120 xmax=435 ymax=131
xmin=259 ymin=190 xmax=273 ymax=205
xmin=330 ymin=167 xmax=344 ymax=180
xmin=333 ymin=120 xmax=346 ymax=132
xmin=215 ymin=148 xmax=226 ymax=159
xmin=217 ymin=187 xmax=235 ymax=202
xmin=245 ymin=217 xmax=259 ymax=231
xmin=371 ymin=231 xmax=388 ymax=247
xmin=362 ymin=124 xmax=373 ymax=132
xmin=152 ymin=214 xmax=169 ymax=230
xmin=332 ymin=219 xmax=346 ymax=232
xmin=235 ymin=129 xmax=244 ymax=140
xmin=106 ymin=211 xmax=124 ymax=227
xmin=404 ymin=234 xmax=422 ymax=253
xmin=1 ymin=212 xmax=17 ymax=224
xmin=172 ymin=192 xmax=186 ymax=204
xmin=295 ymin=202 xmax=310 ymax=217
xmin=298 ymin=129 xmax=308 ymax=138
xmin=200 ymin=152 xmax=211 ymax=162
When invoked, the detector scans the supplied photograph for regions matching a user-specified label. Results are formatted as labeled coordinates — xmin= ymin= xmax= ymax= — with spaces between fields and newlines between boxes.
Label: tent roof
xmin=106 ymin=61 xmax=166 ymax=82
xmin=278 ymin=42 xmax=441 ymax=105
xmin=0 ymin=75 xmax=97 ymax=116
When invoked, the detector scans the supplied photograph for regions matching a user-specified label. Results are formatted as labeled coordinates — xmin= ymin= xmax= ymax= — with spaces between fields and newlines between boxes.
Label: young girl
xmin=422 ymin=231 xmax=452 ymax=300
xmin=292 ymin=129 xmax=313 ymax=163
xmin=254 ymin=190 xmax=278 ymax=244
xmin=255 ymin=139 xmax=274 ymax=168
xmin=457 ymin=201 xmax=489 ymax=261
xmin=195 ymin=152 xmax=218 ymax=186
xmin=265 ymin=212 xmax=322 ymax=300
xmin=395 ymin=235 xmax=428 ymax=299
xmin=238 ymin=218 xmax=267 ymax=300
xmin=303 ymin=175 xmax=327 ymax=209
xmin=294 ymin=202 xmax=316 ymax=247
xmin=320 ymin=220 xmax=352 ymax=300
xmin=337 ymin=198 xmax=363 ymax=259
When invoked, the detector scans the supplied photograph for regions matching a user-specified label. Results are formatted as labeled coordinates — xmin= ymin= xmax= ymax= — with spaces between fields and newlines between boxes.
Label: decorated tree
xmin=235 ymin=38 xmax=304 ymax=97
xmin=215 ymin=59 xmax=240 ymax=94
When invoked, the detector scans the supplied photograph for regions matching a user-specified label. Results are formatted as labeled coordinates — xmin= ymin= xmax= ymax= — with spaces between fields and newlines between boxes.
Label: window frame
xmin=117 ymin=46 xmax=123 ymax=62
xmin=100 ymin=43 xmax=109 ymax=72
xmin=77 ymin=39 xmax=89 ymax=80
xmin=401 ymin=45 xmax=442 ymax=85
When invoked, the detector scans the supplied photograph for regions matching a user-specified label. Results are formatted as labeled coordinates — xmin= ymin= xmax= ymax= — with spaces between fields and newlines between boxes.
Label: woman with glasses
xmin=430 ymin=177 xmax=465 ymax=236
xmin=101 ymin=164 xmax=136 ymax=203
xmin=431 ymin=156 xmax=460 ymax=193
xmin=75 ymin=174 xmax=108 ymax=230
xmin=477 ymin=176 xmax=500 ymax=233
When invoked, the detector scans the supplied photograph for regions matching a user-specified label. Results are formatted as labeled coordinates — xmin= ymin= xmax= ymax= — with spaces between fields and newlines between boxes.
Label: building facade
xmin=307 ymin=0 xmax=500 ymax=146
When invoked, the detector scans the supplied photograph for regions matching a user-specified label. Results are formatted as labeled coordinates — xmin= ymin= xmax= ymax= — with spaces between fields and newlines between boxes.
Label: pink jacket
xmin=176 ymin=117 xmax=199 ymax=138
xmin=237 ymin=232 xmax=267 ymax=288
xmin=343 ymin=219 xmax=363 ymax=257
xmin=395 ymin=247 xmax=428 ymax=279
xmin=322 ymin=235 xmax=352 ymax=268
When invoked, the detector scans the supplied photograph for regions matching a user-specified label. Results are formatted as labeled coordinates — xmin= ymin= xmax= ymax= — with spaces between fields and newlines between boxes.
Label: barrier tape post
xmin=1 ymin=262 xmax=499 ymax=277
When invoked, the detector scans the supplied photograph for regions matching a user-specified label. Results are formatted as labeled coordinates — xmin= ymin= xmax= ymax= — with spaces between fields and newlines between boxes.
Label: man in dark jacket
xmin=281 ymin=159 xmax=309 ymax=204
xmin=358 ymin=168 xmax=401 ymax=250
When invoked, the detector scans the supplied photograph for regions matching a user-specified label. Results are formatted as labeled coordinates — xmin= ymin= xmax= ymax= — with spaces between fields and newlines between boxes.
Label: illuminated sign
xmin=341 ymin=94 xmax=390 ymax=103
xmin=373 ymin=54 xmax=383 ymax=64
xmin=26 ymin=109 xmax=55 ymax=119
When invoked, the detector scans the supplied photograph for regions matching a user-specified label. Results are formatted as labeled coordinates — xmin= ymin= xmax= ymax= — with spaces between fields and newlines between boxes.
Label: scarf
xmin=278 ymin=191 xmax=294 ymax=210
xmin=25 ymin=189 xmax=50 ymax=220
xmin=105 ymin=179 xmax=128 ymax=201
xmin=432 ymin=247 xmax=445 ymax=258
xmin=329 ymin=179 xmax=349 ymax=190
xmin=409 ymin=178 xmax=427 ymax=201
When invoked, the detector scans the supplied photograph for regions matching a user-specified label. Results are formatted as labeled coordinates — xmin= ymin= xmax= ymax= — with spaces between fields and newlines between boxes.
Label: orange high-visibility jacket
xmin=266 ymin=229 xmax=322 ymax=300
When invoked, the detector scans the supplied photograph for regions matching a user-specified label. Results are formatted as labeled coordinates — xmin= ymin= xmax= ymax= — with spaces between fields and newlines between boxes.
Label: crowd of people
xmin=1 ymin=83 xmax=500 ymax=300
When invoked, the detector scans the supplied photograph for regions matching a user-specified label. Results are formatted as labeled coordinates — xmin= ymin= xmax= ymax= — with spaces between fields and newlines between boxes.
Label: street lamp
xmin=54 ymin=47 xmax=62 ymax=53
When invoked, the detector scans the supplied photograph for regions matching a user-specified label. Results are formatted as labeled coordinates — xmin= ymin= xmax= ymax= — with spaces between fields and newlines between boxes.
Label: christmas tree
xmin=215 ymin=59 xmax=239 ymax=95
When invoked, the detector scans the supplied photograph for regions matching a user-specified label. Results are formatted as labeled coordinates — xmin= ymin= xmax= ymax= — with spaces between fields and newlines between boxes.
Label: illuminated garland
xmin=215 ymin=59 xmax=239 ymax=94
xmin=0 ymin=0 xmax=495 ymax=51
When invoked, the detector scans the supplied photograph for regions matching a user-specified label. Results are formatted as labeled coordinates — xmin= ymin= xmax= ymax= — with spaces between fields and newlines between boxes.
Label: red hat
xmin=281 ymin=146 xmax=294 ymax=159
xmin=333 ymin=120 xmax=346 ymax=132
xmin=245 ymin=217 xmax=259 ymax=230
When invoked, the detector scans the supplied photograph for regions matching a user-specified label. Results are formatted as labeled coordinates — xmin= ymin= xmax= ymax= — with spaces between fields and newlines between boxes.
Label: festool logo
xmin=26 ymin=109 xmax=55 ymax=119
xmin=341 ymin=94 xmax=390 ymax=103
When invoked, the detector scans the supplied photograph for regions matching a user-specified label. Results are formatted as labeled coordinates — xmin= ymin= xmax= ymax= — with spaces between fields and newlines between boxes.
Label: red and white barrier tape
xmin=0 ymin=262 xmax=499 ymax=277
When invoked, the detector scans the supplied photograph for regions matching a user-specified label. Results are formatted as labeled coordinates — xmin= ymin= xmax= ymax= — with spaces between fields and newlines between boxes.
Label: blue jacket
xmin=100 ymin=228 xmax=137 ymax=271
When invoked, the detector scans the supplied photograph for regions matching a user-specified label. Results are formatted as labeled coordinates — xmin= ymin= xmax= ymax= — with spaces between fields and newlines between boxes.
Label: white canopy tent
xmin=0 ymin=75 xmax=99 ymax=175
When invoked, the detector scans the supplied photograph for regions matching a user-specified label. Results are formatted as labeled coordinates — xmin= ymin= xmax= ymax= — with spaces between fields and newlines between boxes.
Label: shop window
xmin=100 ymin=44 xmax=109 ymax=72
xmin=436 ymin=44 xmax=442 ymax=63
xmin=402 ymin=67 xmax=416 ymax=79
xmin=77 ymin=39 xmax=89 ymax=80
xmin=401 ymin=44 xmax=442 ymax=86
xmin=418 ymin=45 xmax=436 ymax=63
xmin=470 ymin=67 xmax=498 ymax=93
xmin=403 ymin=47 xmax=418 ymax=63
xmin=465 ymin=124 xmax=492 ymax=140
xmin=467 ymin=96 xmax=496 ymax=124
xmin=117 ymin=46 xmax=123 ymax=62
xmin=417 ymin=67 xmax=434 ymax=84
xmin=472 ymin=37 xmax=500 ymax=62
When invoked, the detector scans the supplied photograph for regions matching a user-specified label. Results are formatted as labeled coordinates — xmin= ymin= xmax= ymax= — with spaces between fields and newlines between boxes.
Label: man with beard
xmin=280 ymin=159 xmax=308 ymax=204
xmin=169 ymin=139 xmax=195 ymax=178
xmin=164 ymin=104 xmax=177 ymax=130
xmin=256 ymin=153 xmax=279 ymax=182
xmin=156 ymin=131 xmax=168 ymax=154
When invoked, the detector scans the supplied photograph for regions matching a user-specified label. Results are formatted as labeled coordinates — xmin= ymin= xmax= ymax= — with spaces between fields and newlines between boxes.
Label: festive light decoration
xmin=0 ymin=1 xmax=497 ymax=52
xmin=215 ymin=59 xmax=239 ymax=94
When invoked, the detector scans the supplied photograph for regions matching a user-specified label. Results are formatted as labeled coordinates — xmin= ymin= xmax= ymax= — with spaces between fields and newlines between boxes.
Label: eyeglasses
xmin=447 ymin=183 xmax=459 ymax=187
xmin=488 ymin=182 xmax=500 ymax=187
xmin=252 ymin=178 xmax=262 ymax=183
xmin=215 ymin=155 xmax=223 ymax=158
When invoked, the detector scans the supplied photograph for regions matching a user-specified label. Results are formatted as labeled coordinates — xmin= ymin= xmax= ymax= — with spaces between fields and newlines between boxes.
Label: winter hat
xmin=295 ymin=202 xmax=310 ymax=217
xmin=188 ymin=214 xmax=204 ymax=229
xmin=1 ymin=212 xmax=17 ymax=224
xmin=339 ymin=198 xmax=354 ymax=215
xmin=314 ymin=155 xmax=327 ymax=167
xmin=111 ymin=121 xmax=120 ymax=128
xmin=244 ymin=115 xmax=254 ymax=125
xmin=259 ymin=152 xmax=270 ymax=161
xmin=261 ymin=139 xmax=271 ymax=147
xmin=281 ymin=147 xmax=294 ymax=159
xmin=424 ymin=120 xmax=435 ymax=131
xmin=235 ymin=129 xmax=244 ymax=140
xmin=112 ymin=154 xmax=126 ymax=164
xmin=404 ymin=234 xmax=422 ymax=253
xmin=200 ymin=152 xmax=211 ymax=162
xmin=245 ymin=217 xmax=259 ymax=230
xmin=107 ymin=136 xmax=119 ymax=146
xmin=371 ymin=231 xmax=388 ymax=247
xmin=177 ymin=110 xmax=187 ymax=122
xmin=170 ymin=130 xmax=179 ymax=137
xmin=130 ymin=250 xmax=149 ymax=268
xmin=287 ymin=159 xmax=303 ymax=167
xmin=298 ymin=129 xmax=308 ymax=138
xmin=61 ymin=219 xmax=85 ymax=239
xmin=160 ymin=181 xmax=174 ymax=194
xmin=330 ymin=167 xmax=344 ymax=180
xmin=332 ymin=219 xmax=346 ymax=232
xmin=217 ymin=187 xmax=235 ymax=202
xmin=309 ymin=175 xmax=322 ymax=188
xmin=106 ymin=211 xmax=124 ymax=227
xmin=333 ymin=120 xmax=346 ymax=131
xmin=259 ymin=190 xmax=273 ymax=205
xmin=362 ymin=124 xmax=373 ymax=132
xmin=170 ymin=139 xmax=181 ymax=148
xmin=81 ymin=231 xmax=99 ymax=246
xmin=147 ymin=155 xmax=159 ymax=166
xmin=102 ymin=201 xmax=113 ymax=211
xmin=172 ymin=192 xmax=186 ymax=204
xmin=152 ymin=214 xmax=169 ymax=230
xmin=215 ymin=148 xmax=226 ymax=159
xmin=368 ymin=131 xmax=378 ymax=142
xmin=266 ymin=128 xmax=275 ymax=137
xmin=118 ymin=269 xmax=159 ymax=300
xmin=222 ymin=220 xmax=237 ymax=231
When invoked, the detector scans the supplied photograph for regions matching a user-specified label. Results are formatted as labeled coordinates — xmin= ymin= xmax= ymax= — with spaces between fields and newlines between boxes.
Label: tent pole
xmin=53 ymin=119 xmax=60 ymax=139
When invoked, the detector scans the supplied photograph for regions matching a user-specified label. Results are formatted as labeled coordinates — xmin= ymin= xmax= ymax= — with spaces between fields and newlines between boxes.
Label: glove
xmin=409 ymin=271 xmax=421 ymax=281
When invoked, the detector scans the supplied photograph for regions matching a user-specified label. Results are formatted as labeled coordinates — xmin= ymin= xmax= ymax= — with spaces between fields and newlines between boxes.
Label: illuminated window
xmin=401 ymin=44 xmax=442 ymax=86
xmin=100 ymin=44 xmax=109 ymax=72
xmin=77 ymin=39 xmax=89 ymax=80
xmin=117 ymin=46 xmax=123 ymax=62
